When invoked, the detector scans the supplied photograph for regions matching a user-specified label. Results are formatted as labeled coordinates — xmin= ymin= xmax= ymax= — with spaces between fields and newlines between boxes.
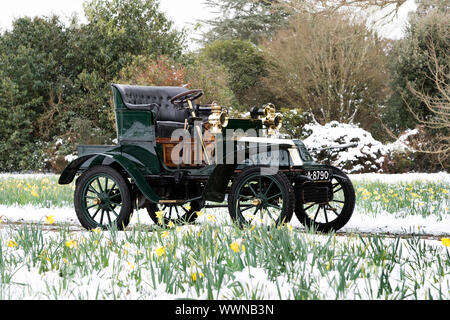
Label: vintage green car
xmin=59 ymin=84 xmax=356 ymax=232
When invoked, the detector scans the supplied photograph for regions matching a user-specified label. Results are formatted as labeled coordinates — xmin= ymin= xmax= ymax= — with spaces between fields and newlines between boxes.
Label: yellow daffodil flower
xmin=7 ymin=240 xmax=17 ymax=248
xmin=442 ymin=238 xmax=450 ymax=247
xmin=65 ymin=240 xmax=77 ymax=249
xmin=230 ymin=242 xmax=240 ymax=253
xmin=45 ymin=215 xmax=55 ymax=225
xmin=155 ymin=246 xmax=165 ymax=257
xmin=155 ymin=211 xmax=165 ymax=224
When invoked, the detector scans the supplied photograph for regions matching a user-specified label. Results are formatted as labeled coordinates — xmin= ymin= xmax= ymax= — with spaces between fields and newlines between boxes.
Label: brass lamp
xmin=207 ymin=103 xmax=229 ymax=134
xmin=262 ymin=103 xmax=283 ymax=135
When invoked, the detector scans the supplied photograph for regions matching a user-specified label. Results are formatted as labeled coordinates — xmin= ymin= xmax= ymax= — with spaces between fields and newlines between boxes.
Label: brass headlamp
xmin=250 ymin=103 xmax=283 ymax=135
xmin=207 ymin=103 xmax=229 ymax=134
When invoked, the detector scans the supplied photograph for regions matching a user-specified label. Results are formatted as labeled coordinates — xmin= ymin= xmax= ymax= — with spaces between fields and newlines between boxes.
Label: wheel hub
xmin=94 ymin=193 xmax=112 ymax=209
xmin=252 ymin=198 xmax=262 ymax=206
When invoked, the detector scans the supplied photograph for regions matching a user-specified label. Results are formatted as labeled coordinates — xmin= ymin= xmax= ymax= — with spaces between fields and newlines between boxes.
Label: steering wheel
xmin=170 ymin=89 xmax=204 ymax=105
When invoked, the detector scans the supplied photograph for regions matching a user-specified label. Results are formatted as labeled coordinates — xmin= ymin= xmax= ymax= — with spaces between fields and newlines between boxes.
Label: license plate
xmin=305 ymin=170 xmax=330 ymax=181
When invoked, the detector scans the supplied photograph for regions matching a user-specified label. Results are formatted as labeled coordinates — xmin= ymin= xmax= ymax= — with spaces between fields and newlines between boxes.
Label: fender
xmin=58 ymin=152 xmax=161 ymax=203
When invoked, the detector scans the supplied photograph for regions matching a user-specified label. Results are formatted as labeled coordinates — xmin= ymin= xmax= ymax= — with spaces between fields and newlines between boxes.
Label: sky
xmin=0 ymin=0 xmax=417 ymax=49
xmin=0 ymin=0 xmax=216 ymax=49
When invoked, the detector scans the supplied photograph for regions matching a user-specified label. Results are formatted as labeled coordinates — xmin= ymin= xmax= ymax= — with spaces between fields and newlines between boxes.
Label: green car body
xmin=59 ymin=84 xmax=356 ymax=232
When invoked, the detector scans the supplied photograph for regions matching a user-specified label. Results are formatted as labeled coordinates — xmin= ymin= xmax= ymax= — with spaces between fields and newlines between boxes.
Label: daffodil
xmin=442 ymin=238 xmax=450 ymax=247
xmin=162 ymin=231 xmax=169 ymax=238
xmin=155 ymin=210 xmax=165 ymax=224
xmin=168 ymin=221 xmax=175 ymax=228
xmin=65 ymin=239 xmax=77 ymax=249
xmin=31 ymin=189 xmax=39 ymax=197
xmin=207 ymin=214 xmax=216 ymax=222
xmin=155 ymin=246 xmax=165 ymax=257
xmin=92 ymin=227 xmax=101 ymax=233
xmin=230 ymin=242 xmax=240 ymax=253
xmin=45 ymin=215 xmax=55 ymax=225
xmin=128 ymin=261 xmax=135 ymax=270
xmin=191 ymin=273 xmax=197 ymax=281
xmin=196 ymin=211 xmax=203 ymax=217
xmin=7 ymin=240 xmax=17 ymax=248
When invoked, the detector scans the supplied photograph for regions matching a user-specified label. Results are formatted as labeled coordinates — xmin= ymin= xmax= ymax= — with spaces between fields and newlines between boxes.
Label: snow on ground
xmin=1 ymin=203 xmax=449 ymax=237
xmin=349 ymin=172 xmax=450 ymax=184
xmin=0 ymin=172 xmax=448 ymax=236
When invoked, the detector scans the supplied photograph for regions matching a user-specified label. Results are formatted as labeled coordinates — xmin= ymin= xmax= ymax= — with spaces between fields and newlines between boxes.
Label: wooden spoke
xmin=267 ymin=192 xmax=282 ymax=201
xmin=264 ymin=181 xmax=274 ymax=197
xmin=96 ymin=178 xmax=104 ymax=193
xmin=91 ymin=207 xmax=101 ymax=220
xmin=313 ymin=205 xmax=320 ymax=221
xmin=88 ymin=187 xmax=100 ymax=195
xmin=109 ymin=205 xmax=119 ymax=218
xmin=100 ymin=209 xmax=105 ymax=225
xmin=247 ymin=183 xmax=258 ymax=197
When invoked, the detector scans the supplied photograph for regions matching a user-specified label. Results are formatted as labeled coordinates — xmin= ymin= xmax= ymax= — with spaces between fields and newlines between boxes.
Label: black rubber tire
xmin=228 ymin=166 xmax=295 ymax=228
xmin=146 ymin=200 xmax=203 ymax=226
xmin=74 ymin=165 xmax=133 ymax=230
xmin=295 ymin=166 xmax=355 ymax=232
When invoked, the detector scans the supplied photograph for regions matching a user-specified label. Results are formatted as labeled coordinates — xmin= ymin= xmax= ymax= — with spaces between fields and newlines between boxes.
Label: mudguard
xmin=58 ymin=151 xmax=161 ymax=203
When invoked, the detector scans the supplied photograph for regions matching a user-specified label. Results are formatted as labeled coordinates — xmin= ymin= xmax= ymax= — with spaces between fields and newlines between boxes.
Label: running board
xmin=158 ymin=200 xmax=186 ymax=204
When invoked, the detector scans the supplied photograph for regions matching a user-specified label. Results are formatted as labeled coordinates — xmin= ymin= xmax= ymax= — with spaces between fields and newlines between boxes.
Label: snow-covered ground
xmin=0 ymin=172 xmax=449 ymax=236
xmin=0 ymin=172 xmax=448 ymax=300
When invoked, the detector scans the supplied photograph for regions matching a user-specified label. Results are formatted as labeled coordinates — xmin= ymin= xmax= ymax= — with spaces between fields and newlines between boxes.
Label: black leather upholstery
xmin=112 ymin=84 xmax=188 ymax=110
xmin=112 ymin=84 xmax=194 ymax=138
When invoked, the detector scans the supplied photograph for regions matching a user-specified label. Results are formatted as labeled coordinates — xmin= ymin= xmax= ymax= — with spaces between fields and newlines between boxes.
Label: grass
xmin=0 ymin=173 xmax=449 ymax=299
xmin=355 ymin=181 xmax=449 ymax=219
xmin=0 ymin=174 xmax=448 ymax=218
xmin=0 ymin=222 xmax=449 ymax=299
xmin=0 ymin=175 xmax=74 ymax=208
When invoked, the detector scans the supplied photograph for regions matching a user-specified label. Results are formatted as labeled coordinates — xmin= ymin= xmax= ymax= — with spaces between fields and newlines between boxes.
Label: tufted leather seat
xmin=112 ymin=84 xmax=194 ymax=138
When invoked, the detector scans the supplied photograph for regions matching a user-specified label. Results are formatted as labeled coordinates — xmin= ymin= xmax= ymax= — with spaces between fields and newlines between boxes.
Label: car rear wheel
xmin=228 ymin=167 xmax=295 ymax=228
xmin=295 ymin=166 xmax=355 ymax=232
xmin=74 ymin=165 xmax=133 ymax=230
xmin=146 ymin=200 xmax=203 ymax=226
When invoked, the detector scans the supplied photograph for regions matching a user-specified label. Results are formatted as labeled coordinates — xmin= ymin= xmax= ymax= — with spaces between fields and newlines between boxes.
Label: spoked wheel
xmin=146 ymin=200 xmax=202 ymax=226
xmin=295 ymin=166 xmax=355 ymax=232
xmin=74 ymin=165 xmax=133 ymax=230
xmin=228 ymin=167 xmax=295 ymax=228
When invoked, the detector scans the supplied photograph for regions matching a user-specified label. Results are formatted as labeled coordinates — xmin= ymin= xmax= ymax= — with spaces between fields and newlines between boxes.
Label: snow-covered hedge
xmin=302 ymin=121 xmax=417 ymax=173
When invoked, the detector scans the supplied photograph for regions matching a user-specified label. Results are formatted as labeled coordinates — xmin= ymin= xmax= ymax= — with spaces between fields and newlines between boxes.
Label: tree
xmin=383 ymin=9 xmax=449 ymax=134
xmin=117 ymin=54 xmax=236 ymax=107
xmin=198 ymin=39 xmax=267 ymax=109
xmin=200 ymin=0 xmax=409 ymax=45
xmin=261 ymin=12 xmax=389 ymax=135
xmin=201 ymin=0 xmax=290 ymax=44
xmin=0 ymin=0 xmax=187 ymax=172
xmin=405 ymin=41 xmax=449 ymax=167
